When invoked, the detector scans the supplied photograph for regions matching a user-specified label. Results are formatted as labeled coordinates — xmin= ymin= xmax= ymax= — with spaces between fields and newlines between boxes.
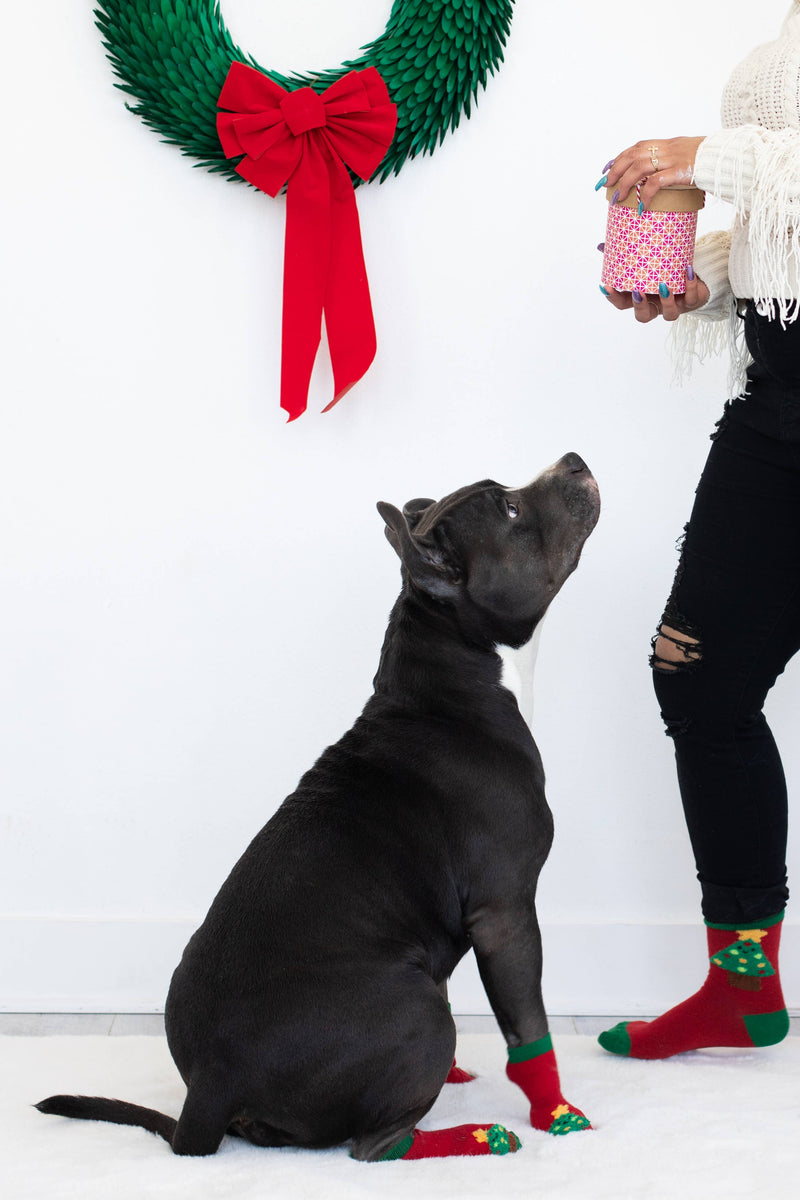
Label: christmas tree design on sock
xmin=505 ymin=1033 xmax=591 ymax=1135
xmin=710 ymin=929 xmax=775 ymax=985
xmin=378 ymin=1123 xmax=521 ymax=1160
xmin=598 ymin=911 xmax=790 ymax=1059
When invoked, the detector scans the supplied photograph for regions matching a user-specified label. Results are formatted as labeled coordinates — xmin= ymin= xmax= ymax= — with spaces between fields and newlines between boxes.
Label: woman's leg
xmin=601 ymin=416 xmax=800 ymax=1057
xmin=653 ymin=422 xmax=800 ymax=922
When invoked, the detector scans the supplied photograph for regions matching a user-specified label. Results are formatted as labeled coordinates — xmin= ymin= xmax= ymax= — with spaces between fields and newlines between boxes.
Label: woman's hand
xmin=598 ymin=137 xmax=705 ymax=208
xmin=599 ymin=268 xmax=710 ymax=323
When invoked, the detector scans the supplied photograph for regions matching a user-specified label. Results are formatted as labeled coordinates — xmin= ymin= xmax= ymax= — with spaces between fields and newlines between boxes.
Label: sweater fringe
xmin=670 ymin=300 xmax=751 ymax=398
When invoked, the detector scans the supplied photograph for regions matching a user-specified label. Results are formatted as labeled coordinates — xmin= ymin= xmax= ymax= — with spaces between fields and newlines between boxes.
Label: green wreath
xmin=94 ymin=1 xmax=515 ymax=184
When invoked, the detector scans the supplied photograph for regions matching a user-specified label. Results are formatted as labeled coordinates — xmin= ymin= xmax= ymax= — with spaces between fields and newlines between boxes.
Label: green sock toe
xmin=547 ymin=1110 xmax=591 ymax=1135
xmin=597 ymin=1022 xmax=632 ymax=1056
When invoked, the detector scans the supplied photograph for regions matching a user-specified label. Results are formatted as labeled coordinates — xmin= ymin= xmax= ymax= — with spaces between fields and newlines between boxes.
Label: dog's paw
xmin=445 ymin=1061 xmax=476 ymax=1084
xmin=531 ymin=1103 xmax=592 ymax=1136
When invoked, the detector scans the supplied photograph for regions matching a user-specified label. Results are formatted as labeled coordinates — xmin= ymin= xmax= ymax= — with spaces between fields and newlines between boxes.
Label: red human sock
xmin=380 ymin=1123 xmax=521 ymax=1160
xmin=598 ymin=913 xmax=789 ymax=1060
xmin=505 ymin=1034 xmax=591 ymax=1134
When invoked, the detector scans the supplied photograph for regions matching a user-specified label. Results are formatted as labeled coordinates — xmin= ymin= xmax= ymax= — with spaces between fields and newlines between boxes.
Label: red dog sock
xmin=598 ymin=912 xmax=790 ymax=1059
xmin=445 ymin=1058 xmax=476 ymax=1084
xmin=380 ymin=1123 xmax=521 ymax=1160
xmin=505 ymin=1034 xmax=591 ymax=1135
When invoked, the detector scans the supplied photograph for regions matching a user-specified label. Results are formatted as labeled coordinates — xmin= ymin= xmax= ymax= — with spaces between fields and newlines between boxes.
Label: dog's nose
xmin=561 ymin=452 xmax=589 ymax=474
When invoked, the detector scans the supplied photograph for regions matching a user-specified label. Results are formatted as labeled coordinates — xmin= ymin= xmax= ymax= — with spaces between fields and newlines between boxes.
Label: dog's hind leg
xmin=350 ymin=1111 xmax=427 ymax=1162
xmin=351 ymin=991 xmax=519 ymax=1162
xmin=352 ymin=1117 xmax=522 ymax=1162
xmin=170 ymin=1083 xmax=236 ymax=1157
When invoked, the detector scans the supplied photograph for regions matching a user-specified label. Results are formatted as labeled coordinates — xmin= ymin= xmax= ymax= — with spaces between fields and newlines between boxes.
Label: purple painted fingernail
xmin=603 ymin=159 xmax=615 ymax=173
xmin=612 ymin=189 xmax=620 ymax=205
xmin=597 ymin=242 xmax=605 ymax=252
xmin=687 ymin=264 xmax=696 ymax=281
xmin=632 ymin=290 xmax=644 ymax=303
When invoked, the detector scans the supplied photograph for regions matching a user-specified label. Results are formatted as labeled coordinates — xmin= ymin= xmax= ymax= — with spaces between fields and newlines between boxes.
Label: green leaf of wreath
xmin=94 ymin=1 xmax=515 ymax=184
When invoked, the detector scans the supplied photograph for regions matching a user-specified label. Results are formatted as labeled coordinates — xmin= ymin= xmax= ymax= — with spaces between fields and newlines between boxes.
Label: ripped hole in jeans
xmin=650 ymin=621 xmax=703 ymax=674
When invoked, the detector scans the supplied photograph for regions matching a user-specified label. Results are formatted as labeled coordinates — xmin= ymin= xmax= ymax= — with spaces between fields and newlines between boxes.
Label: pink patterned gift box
xmin=602 ymin=188 xmax=704 ymax=295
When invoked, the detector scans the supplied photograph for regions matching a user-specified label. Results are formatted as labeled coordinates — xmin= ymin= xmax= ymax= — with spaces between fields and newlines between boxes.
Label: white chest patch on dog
xmin=496 ymin=617 xmax=545 ymax=728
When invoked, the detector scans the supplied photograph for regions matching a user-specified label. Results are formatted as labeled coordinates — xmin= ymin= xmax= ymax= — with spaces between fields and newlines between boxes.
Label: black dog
xmin=38 ymin=454 xmax=600 ymax=1161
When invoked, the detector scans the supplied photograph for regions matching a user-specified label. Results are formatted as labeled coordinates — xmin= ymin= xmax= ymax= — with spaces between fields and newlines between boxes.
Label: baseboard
xmin=3 ymin=917 xmax=799 ymax=1014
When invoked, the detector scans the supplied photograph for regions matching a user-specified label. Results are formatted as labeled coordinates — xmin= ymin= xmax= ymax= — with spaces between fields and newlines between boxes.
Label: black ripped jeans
xmin=652 ymin=304 xmax=800 ymax=925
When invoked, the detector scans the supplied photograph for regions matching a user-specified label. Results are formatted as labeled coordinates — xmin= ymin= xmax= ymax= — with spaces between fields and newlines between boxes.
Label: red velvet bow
xmin=217 ymin=63 xmax=397 ymax=421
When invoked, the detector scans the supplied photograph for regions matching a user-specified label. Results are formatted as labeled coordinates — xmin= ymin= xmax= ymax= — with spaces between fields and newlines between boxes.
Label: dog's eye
xmin=506 ymin=501 xmax=519 ymax=519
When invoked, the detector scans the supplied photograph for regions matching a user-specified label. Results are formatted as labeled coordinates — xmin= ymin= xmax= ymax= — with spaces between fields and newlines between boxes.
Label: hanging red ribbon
xmin=217 ymin=63 xmax=397 ymax=421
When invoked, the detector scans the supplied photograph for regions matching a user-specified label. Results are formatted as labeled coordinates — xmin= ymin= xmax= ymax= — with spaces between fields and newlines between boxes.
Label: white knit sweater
xmin=677 ymin=1 xmax=800 ymax=383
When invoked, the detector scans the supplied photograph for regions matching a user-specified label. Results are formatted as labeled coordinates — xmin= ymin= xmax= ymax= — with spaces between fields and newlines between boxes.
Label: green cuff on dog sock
xmin=506 ymin=1032 xmax=553 ymax=1064
xmin=378 ymin=1134 xmax=415 ymax=1161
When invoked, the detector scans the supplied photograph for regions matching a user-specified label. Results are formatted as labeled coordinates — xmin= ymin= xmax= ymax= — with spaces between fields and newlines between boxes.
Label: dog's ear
xmin=402 ymin=497 xmax=436 ymax=530
xmin=377 ymin=501 xmax=461 ymax=600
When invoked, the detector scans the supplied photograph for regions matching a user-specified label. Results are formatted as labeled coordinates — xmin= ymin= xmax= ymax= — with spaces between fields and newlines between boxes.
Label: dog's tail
xmin=36 ymin=1094 xmax=177 ymax=1145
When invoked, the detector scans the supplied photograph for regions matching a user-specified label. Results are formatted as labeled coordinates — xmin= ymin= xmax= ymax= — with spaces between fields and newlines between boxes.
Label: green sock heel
xmin=743 ymin=1009 xmax=790 ymax=1047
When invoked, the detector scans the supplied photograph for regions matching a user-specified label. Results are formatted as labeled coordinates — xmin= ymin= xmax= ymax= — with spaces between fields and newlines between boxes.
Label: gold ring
xmin=649 ymin=145 xmax=659 ymax=172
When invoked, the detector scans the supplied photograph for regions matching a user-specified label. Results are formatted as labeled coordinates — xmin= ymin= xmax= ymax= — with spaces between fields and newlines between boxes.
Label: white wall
xmin=2 ymin=1 xmax=798 ymax=1015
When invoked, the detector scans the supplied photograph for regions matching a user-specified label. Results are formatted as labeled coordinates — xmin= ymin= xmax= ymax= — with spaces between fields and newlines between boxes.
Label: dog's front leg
xmin=469 ymin=904 xmax=592 ymax=1137
xmin=436 ymin=981 xmax=476 ymax=1084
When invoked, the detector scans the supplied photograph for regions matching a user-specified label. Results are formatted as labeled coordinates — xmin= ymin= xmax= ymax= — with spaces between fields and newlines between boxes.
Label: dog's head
xmin=378 ymin=453 xmax=600 ymax=647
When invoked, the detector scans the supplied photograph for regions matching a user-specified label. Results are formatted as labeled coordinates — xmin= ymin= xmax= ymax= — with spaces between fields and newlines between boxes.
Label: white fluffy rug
xmin=2 ymin=1032 xmax=799 ymax=1199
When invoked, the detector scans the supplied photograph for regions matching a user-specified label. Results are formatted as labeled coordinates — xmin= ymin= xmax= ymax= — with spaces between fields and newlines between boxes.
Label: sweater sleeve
xmin=693 ymin=125 xmax=800 ymax=213
xmin=693 ymin=125 xmax=800 ymax=318
xmin=690 ymin=229 xmax=734 ymax=320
